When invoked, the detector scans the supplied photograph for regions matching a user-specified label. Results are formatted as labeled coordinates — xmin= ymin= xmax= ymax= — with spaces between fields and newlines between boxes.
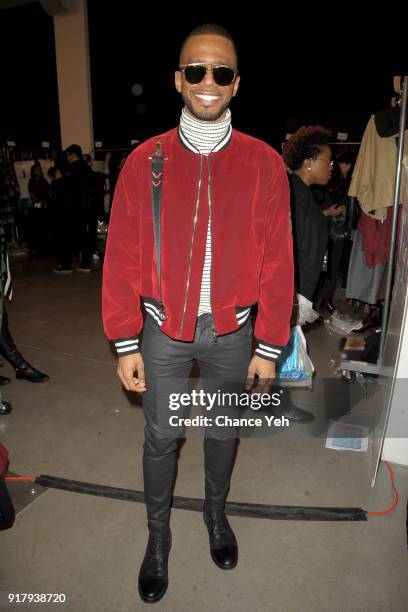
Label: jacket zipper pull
xmin=211 ymin=323 xmax=218 ymax=343
xmin=158 ymin=301 xmax=167 ymax=321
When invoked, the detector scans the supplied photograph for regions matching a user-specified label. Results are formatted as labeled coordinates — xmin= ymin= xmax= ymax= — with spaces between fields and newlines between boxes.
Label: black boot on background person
xmin=319 ymin=299 xmax=336 ymax=315
xmin=0 ymin=307 xmax=49 ymax=383
xmin=14 ymin=357 xmax=49 ymax=383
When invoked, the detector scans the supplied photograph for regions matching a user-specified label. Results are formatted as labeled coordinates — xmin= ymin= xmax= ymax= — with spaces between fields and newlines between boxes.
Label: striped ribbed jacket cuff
xmin=254 ymin=340 xmax=283 ymax=362
xmin=112 ymin=335 xmax=140 ymax=356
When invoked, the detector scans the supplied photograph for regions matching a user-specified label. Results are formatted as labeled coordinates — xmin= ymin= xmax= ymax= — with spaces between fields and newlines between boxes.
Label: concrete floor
xmin=0 ymin=257 xmax=407 ymax=612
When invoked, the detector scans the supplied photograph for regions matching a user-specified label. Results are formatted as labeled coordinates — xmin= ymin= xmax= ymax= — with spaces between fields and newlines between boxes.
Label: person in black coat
xmin=322 ymin=151 xmax=355 ymax=309
xmin=282 ymin=126 xmax=345 ymax=322
xmin=27 ymin=164 xmax=50 ymax=256
xmin=50 ymin=163 xmax=76 ymax=273
xmin=66 ymin=144 xmax=96 ymax=271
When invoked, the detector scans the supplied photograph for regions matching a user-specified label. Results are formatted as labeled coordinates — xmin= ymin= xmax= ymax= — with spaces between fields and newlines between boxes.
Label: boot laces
xmin=207 ymin=511 xmax=230 ymax=538
xmin=146 ymin=534 xmax=169 ymax=564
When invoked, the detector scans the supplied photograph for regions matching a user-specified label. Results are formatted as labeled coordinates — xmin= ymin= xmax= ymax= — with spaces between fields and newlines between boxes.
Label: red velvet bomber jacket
xmin=102 ymin=127 xmax=294 ymax=362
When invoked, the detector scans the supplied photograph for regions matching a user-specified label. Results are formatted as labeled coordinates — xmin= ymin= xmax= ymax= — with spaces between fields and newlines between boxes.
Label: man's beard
xmin=183 ymin=95 xmax=230 ymax=122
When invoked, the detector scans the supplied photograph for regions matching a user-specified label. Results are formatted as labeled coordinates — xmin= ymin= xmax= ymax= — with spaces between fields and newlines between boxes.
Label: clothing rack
xmin=1 ymin=147 xmax=59 ymax=162
xmin=340 ymin=75 xmax=408 ymax=375
xmin=329 ymin=142 xmax=361 ymax=146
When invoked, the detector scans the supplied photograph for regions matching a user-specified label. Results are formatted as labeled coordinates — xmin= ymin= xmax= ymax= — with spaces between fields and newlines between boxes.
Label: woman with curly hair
xmin=283 ymin=126 xmax=345 ymax=322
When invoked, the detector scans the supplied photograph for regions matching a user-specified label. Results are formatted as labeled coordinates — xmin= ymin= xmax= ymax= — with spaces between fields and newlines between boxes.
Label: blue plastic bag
xmin=277 ymin=325 xmax=314 ymax=381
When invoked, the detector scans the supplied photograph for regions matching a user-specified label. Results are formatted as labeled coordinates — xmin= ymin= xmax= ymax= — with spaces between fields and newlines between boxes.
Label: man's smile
xmin=192 ymin=92 xmax=222 ymax=106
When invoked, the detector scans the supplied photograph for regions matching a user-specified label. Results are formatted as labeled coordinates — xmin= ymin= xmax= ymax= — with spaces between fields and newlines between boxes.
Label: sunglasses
xmin=179 ymin=63 xmax=237 ymax=86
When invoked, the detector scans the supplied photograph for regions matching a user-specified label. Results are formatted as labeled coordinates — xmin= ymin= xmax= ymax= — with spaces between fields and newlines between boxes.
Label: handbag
xmin=277 ymin=325 xmax=314 ymax=381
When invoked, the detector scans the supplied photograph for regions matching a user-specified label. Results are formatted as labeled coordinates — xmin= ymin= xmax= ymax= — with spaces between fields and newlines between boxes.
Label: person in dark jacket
xmin=0 ymin=217 xmax=49 ymax=417
xmin=320 ymin=151 xmax=354 ymax=311
xmin=51 ymin=163 xmax=76 ymax=273
xmin=27 ymin=164 xmax=50 ymax=256
xmin=84 ymin=154 xmax=107 ymax=258
xmin=283 ymin=126 xmax=345 ymax=323
xmin=66 ymin=144 xmax=96 ymax=271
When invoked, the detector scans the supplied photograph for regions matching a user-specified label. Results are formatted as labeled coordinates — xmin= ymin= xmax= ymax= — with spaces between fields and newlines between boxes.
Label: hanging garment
xmin=348 ymin=115 xmax=408 ymax=220
xmin=357 ymin=212 xmax=392 ymax=267
xmin=375 ymin=107 xmax=408 ymax=137
xmin=346 ymin=230 xmax=385 ymax=304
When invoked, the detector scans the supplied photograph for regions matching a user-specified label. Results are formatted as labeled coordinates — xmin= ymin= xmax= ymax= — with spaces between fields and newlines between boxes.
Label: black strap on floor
xmin=36 ymin=475 xmax=367 ymax=521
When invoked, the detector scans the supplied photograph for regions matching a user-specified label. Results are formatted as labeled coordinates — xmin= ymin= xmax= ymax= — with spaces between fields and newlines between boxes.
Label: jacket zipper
xmin=207 ymin=155 xmax=217 ymax=343
xmin=178 ymin=154 xmax=203 ymax=337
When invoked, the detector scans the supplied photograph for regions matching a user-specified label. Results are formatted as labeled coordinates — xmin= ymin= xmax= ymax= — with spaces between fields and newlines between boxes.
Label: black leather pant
xmin=141 ymin=314 xmax=252 ymax=534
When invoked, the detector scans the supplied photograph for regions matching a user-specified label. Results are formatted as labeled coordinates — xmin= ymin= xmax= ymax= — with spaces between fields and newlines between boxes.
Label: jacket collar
xmin=177 ymin=124 xmax=233 ymax=154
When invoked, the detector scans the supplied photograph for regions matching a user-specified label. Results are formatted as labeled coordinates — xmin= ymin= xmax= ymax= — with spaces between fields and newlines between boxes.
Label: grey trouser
xmin=141 ymin=313 xmax=252 ymax=534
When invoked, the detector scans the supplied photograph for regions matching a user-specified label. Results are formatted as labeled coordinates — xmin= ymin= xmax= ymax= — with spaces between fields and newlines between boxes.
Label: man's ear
xmin=174 ymin=70 xmax=182 ymax=93
xmin=232 ymin=75 xmax=240 ymax=98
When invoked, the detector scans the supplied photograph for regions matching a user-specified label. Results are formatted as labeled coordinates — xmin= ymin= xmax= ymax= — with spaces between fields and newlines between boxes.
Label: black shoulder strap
xmin=149 ymin=141 xmax=167 ymax=320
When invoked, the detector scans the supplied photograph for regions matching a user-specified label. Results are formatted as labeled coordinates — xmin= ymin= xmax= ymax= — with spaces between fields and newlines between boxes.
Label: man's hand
xmin=245 ymin=355 xmax=276 ymax=394
xmin=117 ymin=353 xmax=146 ymax=393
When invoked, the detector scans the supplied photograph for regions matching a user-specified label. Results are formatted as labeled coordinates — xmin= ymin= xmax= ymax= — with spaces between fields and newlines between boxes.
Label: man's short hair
xmin=66 ymin=144 xmax=83 ymax=159
xmin=179 ymin=23 xmax=238 ymax=67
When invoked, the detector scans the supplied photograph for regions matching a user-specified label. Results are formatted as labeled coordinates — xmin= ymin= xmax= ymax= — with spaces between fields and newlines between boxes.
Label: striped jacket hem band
xmin=144 ymin=304 xmax=164 ymax=326
xmin=257 ymin=343 xmax=282 ymax=355
xmin=116 ymin=345 xmax=140 ymax=355
xmin=254 ymin=348 xmax=279 ymax=361
xmin=236 ymin=308 xmax=251 ymax=324
xmin=115 ymin=339 xmax=139 ymax=347
xmin=114 ymin=337 xmax=139 ymax=355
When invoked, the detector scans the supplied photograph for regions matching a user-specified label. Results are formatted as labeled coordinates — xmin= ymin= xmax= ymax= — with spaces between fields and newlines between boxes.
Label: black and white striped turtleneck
xmin=179 ymin=108 xmax=232 ymax=315
xmin=179 ymin=108 xmax=232 ymax=154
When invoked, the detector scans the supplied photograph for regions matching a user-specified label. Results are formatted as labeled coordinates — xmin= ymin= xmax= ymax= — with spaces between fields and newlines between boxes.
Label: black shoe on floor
xmin=203 ymin=506 xmax=238 ymax=570
xmin=273 ymin=404 xmax=314 ymax=422
xmin=53 ymin=265 xmax=73 ymax=274
xmin=138 ymin=531 xmax=171 ymax=604
xmin=0 ymin=401 xmax=12 ymax=415
xmin=319 ymin=300 xmax=336 ymax=315
xmin=16 ymin=363 xmax=49 ymax=383
xmin=0 ymin=376 xmax=11 ymax=385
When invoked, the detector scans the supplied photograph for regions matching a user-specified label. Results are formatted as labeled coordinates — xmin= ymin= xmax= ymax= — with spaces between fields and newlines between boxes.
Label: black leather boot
xmin=15 ymin=360 xmax=49 ymax=383
xmin=138 ymin=530 xmax=171 ymax=603
xmin=203 ymin=506 xmax=238 ymax=569
xmin=138 ymin=431 xmax=176 ymax=601
xmin=203 ymin=437 xmax=238 ymax=569
xmin=0 ymin=307 xmax=49 ymax=383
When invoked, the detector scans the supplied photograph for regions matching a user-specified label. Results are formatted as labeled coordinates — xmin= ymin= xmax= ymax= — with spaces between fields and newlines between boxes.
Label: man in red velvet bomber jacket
xmin=102 ymin=22 xmax=294 ymax=605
